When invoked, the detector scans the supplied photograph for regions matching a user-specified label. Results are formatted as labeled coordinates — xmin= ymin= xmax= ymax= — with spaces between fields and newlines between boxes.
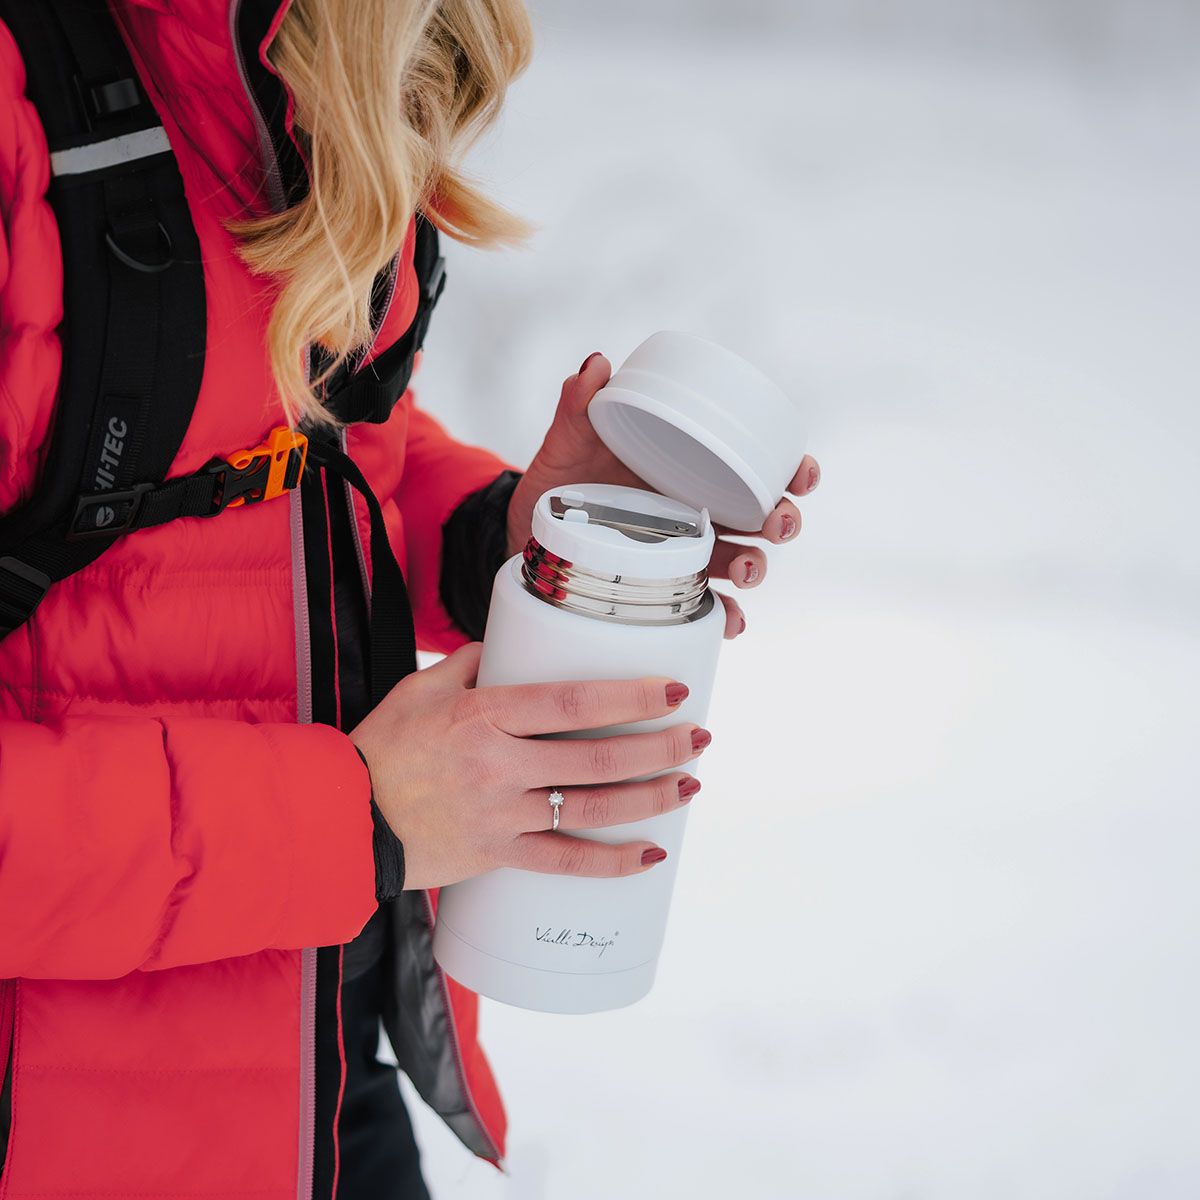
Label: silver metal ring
xmin=548 ymin=789 xmax=565 ymax=832
xmin=522 ymin=537 xmax=714 ymax=626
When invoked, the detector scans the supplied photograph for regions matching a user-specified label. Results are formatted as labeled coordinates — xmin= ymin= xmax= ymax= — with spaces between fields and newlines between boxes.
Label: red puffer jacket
xmin=0 ymin=1 xmax=508 ymax=1196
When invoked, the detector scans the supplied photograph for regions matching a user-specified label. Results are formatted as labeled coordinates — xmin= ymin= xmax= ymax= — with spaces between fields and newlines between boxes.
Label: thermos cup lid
xmin=588 ymin=331 xmax=807 ymax=531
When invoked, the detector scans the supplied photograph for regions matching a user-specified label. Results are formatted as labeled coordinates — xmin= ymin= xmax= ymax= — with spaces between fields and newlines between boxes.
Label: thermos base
xmin=433 ymin=916 xmax=658 ymax=1015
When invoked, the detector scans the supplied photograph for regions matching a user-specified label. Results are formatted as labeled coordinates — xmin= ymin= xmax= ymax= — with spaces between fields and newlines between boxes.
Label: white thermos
xmin=432 ymin=331 xmax=808 ymax=1014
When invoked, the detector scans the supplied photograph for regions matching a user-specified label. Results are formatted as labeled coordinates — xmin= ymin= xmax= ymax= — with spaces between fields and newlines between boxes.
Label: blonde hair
xmin=231 ymin=0 xmax=532 ymax=426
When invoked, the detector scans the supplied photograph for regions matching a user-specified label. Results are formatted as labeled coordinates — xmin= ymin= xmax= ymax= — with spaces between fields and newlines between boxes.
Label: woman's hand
xmin=350 ymin=642 xmax=709 ymax=890
xmin=506 ymin=352 xmax=821 ymax=639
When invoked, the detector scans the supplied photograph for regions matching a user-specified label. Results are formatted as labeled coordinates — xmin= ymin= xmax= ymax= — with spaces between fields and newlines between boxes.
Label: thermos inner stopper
xmin=549 ymin=494 xmax=704 ymax=542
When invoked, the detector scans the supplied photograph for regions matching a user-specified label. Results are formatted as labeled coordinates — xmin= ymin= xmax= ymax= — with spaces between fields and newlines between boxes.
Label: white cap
xmin=587 ymin=331 xmax=807 ymax=531
xmin=532 ymin=483 xmax=715 ymax=579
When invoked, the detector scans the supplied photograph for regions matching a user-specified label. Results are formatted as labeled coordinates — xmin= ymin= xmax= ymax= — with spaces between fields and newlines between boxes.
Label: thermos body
xmin=432 ymin=548 xmax=724 ymax=1014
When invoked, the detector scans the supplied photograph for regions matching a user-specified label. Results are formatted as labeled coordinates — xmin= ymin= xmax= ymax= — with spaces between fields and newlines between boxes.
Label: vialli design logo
xmin=535 ymin=926 xmax=620 ymax=957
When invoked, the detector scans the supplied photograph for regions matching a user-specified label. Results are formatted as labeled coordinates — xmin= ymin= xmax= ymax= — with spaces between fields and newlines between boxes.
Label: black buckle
xmin=74 ymin=74 xmax=143 ymax=130
xmin=0 ymin=556 xmax=53 ymax=636
xmin=204 ymin=454 xmax=272 ymax=511
xmin=69 ymin=483 xmax=155 ymax=539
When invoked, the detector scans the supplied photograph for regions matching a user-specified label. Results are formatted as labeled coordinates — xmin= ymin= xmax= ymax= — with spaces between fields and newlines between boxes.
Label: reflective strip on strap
xmin=50 ymin=126 xmax=171 ymax=177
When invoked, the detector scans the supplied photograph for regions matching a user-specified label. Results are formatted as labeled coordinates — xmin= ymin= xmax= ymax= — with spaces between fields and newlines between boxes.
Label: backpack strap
xmin=322 ymin=214 xmax=447 ymax=425
xmin=0 ymin=0 xmax=206 ymax=638
xmin=304 ymin=438 xmax=418 ymax=704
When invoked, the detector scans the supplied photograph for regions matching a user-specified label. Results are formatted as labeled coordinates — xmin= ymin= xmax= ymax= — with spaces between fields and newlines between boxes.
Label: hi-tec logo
xmin=93 ymin=417 xmax=128 ymax=491
xmin=93 ymin=505 xmax=117 ymax=529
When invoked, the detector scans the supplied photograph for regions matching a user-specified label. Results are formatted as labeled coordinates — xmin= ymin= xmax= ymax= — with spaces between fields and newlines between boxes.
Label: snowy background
xmin=403 ymin=2 xmax=1200 ymax=1196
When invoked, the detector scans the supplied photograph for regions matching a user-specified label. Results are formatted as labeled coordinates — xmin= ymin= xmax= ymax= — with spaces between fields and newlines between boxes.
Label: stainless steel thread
xmin=521 ymin=537 xmax=713 ymax=626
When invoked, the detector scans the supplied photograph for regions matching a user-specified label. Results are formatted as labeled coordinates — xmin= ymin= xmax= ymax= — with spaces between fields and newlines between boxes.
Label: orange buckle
xmin=217 ymin=426 xmax=309 ymax=510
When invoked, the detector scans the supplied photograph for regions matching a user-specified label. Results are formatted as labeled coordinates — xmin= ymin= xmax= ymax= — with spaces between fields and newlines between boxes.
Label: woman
xmin=0 ymin=1 xmax=820 ymax=1197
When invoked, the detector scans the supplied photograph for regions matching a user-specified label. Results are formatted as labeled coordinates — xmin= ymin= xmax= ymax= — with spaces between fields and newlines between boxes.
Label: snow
xmin=403 ymin=8 xmax=1200 ymax=1197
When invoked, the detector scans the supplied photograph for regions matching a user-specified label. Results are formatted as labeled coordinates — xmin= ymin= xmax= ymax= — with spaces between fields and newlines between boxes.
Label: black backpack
xmin=0 ymin=0 xmax=444 ymax=703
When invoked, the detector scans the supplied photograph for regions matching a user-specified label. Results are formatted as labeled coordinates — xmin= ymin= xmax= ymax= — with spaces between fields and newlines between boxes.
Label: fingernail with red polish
xmin=806 ymin=464 xmax=820 ymax=493
xmin=779 ymin=513 xmax=797 ymax=540
xmin=579 ymin=352 xmax=600 ymax=374
xmin=665 ymin=681 xmax=689 ymax=707
xmin=743 ymin=559 xmax=760 ymax=584
xmin=641 ymin=847 xmax=668 ymax=866
xmin=738 ymin=615 xmax=747 ymax=635
xmin=691 ymin=728 xmax=712 ymax=753
xmin=678 ymin=776 xmax=701 ymax=801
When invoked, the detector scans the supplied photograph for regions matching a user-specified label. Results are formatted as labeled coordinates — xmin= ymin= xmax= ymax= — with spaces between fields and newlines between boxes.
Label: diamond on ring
xmin=548 ymin=789 xmax=565 ymax=832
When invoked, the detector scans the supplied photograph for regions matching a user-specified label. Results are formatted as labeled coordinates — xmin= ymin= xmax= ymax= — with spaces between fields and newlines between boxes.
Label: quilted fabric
xmin=0 ymin=1 xmax=508 ymax=1195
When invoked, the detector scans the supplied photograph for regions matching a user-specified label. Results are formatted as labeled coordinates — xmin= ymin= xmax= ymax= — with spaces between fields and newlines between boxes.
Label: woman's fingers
xmin=760 ymin=498 xmax=802 ymax=544
xmin=575 ymin=350 xmax=613 ymax=390
xmin=557 ymin=352 xmax=613 ymax=417
xmin=787 ymin=454 xmax=821 ymax=497
xmin=518 ymin=772 xmax=699 ymax=833
xmin=713 ymin=497 xmax=803 ymax=544
xmin=507 ymin=831 xmax=669 ymax=877
xmin=528 ymin=722 xmax=709 ymax=787
xmin=717 ymin=591 xmax=746 ymax=639
xmin=433 ymin=640 xmax=484 ymax=685
xmin=708 ymin=539 xmax=767 ymax=587
xmin=477 ymin=676 xmax=688 ymax=737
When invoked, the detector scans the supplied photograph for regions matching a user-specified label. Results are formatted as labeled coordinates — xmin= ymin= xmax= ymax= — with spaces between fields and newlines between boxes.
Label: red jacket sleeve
xmin=393 ymin=399 xmax=515 ymax=654
xmin=0 ymin=715 xmax=378 ymax=979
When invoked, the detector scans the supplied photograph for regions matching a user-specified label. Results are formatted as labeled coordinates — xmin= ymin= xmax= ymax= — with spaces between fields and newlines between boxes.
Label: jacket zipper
xmin=0 ymin=983 xmax=12 ymax=1082
xmin=356 ymin=253 xmax=402 ymax=367
xmin=229 ymin=0 xmax=286 ymax=211
xmin=1 ymin=979 xmax=15 ymax=1178
xmin=295 ymin=948 xmax=317 ymax=1200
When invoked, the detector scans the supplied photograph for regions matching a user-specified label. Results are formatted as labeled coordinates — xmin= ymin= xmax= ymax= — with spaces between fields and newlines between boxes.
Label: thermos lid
xmin=588 ymin=331 xmax=807 ymax=531
xmin=532 ymin=483 xmax=715 ymax=580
